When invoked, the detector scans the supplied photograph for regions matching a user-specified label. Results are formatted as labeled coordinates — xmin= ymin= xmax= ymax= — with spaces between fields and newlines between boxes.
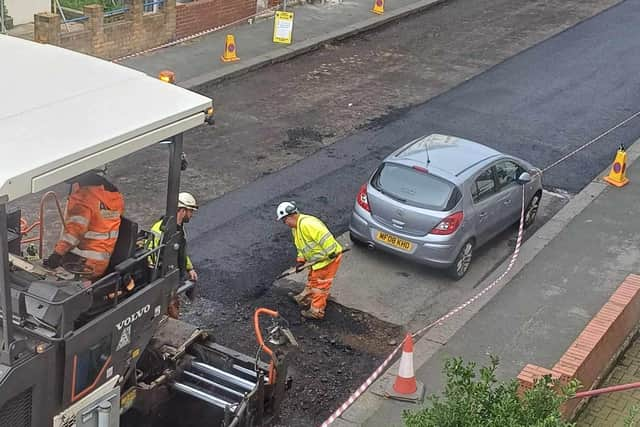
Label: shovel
xmin=276 ymin=248 xmax=351 ymax=279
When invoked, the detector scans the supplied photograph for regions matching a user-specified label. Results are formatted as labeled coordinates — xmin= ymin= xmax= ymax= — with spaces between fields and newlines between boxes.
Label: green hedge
xmin=403 ymin=356 xmax=579 ymax=427
xmin=59 ymin=0 xmax=124 ymax=12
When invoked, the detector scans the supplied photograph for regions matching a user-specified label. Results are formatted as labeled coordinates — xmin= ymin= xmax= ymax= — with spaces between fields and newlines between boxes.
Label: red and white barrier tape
xmin=322 ymin=108 xmax=640 ymax=426
xmin=321 ymin=190 xmax=526 ymax=427
xmin=112 ymin=5 xmax=281 ymax=63
xmin=542 ymin=110 xmax=640 ymax=173
xmin=412 ymin=189 xmax=525 ymax=338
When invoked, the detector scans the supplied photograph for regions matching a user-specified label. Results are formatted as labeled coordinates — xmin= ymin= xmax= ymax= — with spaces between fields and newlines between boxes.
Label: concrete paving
xmin=121 ymin=0 xmax=445 ymax=88
xmin=336 ymin=142 xmax=640 ymax=426
xmin=575 ymin=338 xmax=640 ymax=426
xmin=277 ymin=189 xmax=569 ymax=326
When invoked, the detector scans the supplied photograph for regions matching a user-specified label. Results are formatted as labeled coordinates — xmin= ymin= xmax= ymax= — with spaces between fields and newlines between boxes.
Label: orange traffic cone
xmin=221 ymin=34 xmax=240 ymax=63
xmin=371 ymin=0 xmax=384 ymax=14
xmin=603 ymin=145 xmax=630 ymax=187
xmin=371 ymin=333 xmax=425 ymax=402
xmin=393 ymin=333 xmax=417 ymax=394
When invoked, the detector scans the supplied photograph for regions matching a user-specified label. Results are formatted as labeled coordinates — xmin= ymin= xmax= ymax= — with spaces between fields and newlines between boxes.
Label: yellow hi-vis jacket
xmin=147 ymin=219 xmax=194 ymax=272
xmin=292 ymin=214 xmax=342 ymax=270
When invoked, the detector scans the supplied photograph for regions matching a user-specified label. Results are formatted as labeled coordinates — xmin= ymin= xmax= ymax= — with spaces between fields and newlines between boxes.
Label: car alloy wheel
xmin=524 ymin=193 xmax=541 ymax=228
xmin=450 ymin=240 xmax=473 ymax=280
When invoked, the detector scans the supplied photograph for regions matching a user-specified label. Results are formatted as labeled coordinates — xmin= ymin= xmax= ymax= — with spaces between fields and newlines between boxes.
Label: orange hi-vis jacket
xmin=54 ymin=184 xmax=125 ymax=278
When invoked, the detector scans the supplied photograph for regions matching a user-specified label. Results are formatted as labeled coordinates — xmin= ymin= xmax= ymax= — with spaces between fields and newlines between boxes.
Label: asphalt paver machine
xmin=0 ymin=35 xmax=294 ymax=426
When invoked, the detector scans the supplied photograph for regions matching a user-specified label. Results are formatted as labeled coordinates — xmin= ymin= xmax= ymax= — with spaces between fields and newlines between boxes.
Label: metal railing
xmin=63 ymin=15 xmax=89 ymax=23
xmin=143 ymin=0 xmax=165 ymax=12
xmin=104 ymin=6 xmax=129 ymax=18
xmin=57 ymin=1 xmax=129 ymax=24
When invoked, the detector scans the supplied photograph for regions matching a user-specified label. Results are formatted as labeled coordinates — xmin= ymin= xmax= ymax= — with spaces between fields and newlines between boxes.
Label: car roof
xmin=389 ymin=134 xmax=501 ymax=180
xmin=0 ymin=35 xmax=212 ymax=202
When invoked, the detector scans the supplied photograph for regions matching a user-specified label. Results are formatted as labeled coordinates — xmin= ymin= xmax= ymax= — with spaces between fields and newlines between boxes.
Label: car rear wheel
xmin=524 ymin=192 xmax=541 ymax=229
xmin=448 ymin=240 xmax=473 ymax=280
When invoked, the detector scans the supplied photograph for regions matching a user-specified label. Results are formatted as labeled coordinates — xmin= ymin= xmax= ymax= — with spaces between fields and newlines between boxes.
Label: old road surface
xmin=106 ymin=0 xmax=640 ymax=425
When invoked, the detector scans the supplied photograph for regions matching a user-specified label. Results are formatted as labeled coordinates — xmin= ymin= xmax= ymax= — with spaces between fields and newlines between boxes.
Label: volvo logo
xmin=116 ymin=304 xmax=151 ymax=331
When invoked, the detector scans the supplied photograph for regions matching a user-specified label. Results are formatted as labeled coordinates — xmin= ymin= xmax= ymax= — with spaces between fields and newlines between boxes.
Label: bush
xmin=59 ymin=0 xmax=124 ymax=12
xmin=402 ymin=355 xmax=579 ymax=427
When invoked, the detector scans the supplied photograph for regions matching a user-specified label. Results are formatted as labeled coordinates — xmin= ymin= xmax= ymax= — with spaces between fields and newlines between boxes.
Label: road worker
xmin=147 ymin=192 xmax=199 ymax=318
xmin=278 ymin=201 xmax=343 ymax=320
xmin=47 ymin=171 xmax=125 ymax=280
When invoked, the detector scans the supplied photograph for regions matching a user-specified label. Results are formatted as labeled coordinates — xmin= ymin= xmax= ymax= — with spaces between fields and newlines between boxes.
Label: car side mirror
xmin=517 ymin=172 xmax=532 ymax=184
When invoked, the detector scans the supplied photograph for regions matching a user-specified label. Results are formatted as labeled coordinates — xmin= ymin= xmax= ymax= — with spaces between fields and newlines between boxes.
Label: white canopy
xmin=0 ymin=35 xmax=212 ymax=202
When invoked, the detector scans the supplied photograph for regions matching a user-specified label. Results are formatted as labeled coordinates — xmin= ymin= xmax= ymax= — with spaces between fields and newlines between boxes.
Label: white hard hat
xmin=178 ymin=192 xmax=198 ymax=211
xmin=276 ymin=201 xmax=298 ymax=221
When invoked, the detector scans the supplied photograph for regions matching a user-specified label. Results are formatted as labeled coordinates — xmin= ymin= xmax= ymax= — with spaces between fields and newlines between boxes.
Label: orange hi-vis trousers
xmin=299 ymin=254 xmax=342 ymax=318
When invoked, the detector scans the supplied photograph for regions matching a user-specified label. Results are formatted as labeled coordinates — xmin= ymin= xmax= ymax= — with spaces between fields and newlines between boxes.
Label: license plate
xmin=376 ymin=231 xmax=413 ymax=251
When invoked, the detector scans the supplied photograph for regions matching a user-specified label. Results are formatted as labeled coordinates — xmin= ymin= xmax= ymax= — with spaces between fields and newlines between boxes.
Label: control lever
xmin=8 ymin=253 xmax=74 ymax=280
xmin=254 ymin=308 xmax=297 ymax=384
xmin=267 ymin=319 xmax=298 ymax=347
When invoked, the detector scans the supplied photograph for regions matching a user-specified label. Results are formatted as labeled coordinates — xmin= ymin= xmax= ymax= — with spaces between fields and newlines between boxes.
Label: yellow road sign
xmin=273 ymin=11 xmax=294 ymax=44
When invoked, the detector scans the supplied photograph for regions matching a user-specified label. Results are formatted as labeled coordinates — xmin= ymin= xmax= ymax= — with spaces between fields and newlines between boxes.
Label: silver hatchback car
xmin=349 ymin=134 xmax=542 ymax=279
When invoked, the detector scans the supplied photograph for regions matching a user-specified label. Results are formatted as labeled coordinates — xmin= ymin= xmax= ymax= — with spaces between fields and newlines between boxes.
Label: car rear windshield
xmin=372 ymin=163 xmax=458 ymax=211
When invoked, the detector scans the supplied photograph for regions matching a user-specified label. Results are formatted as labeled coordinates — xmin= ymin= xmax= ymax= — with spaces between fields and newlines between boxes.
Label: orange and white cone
xmin=393 ymin=333 xmax=418 ymax=394
xmin=371 ymin=333 xmax=425 ymax=402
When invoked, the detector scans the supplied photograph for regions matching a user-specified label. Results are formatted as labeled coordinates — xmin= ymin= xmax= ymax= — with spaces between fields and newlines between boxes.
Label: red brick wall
xmin=517 ymin=274 xmax=640 ymax=419
xmin=35 ymin=1 xmax=177 ymax=60
xmin=176 ymin=0 xmax=257 ymax=39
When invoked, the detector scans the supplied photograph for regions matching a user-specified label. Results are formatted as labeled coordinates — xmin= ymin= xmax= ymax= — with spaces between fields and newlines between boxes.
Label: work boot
xmin=289 ymin=291 xmax=309 ymax=307
xmin=301 ymin=309 xmax=323 ymax=320
xmin=185 ymin=285 xmax=196 ymax=302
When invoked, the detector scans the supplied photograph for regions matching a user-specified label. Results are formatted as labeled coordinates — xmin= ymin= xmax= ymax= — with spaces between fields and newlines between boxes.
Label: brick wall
xmin=175 ymin=0 xmax=257 ymax=40
xmin=517 ymin=274 xmax=640 ymax=419
xmin=34 ymin=0 xmax=176 ymax=60
xmin=34 ymin=0 xmax=280 ymax=59
xmin=60 ymin=29 xmax=92 ymax=55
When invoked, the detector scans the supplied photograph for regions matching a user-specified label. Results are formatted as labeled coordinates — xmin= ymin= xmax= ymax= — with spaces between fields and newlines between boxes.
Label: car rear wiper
xmin=378 ymin=187 xmax=407 ymax=203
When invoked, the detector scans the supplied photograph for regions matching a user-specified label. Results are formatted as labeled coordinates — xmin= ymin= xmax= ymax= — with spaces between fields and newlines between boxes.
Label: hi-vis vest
xmin=147 ymin=219 xmax=193 ymax=272
xmin=292 ymin=214 xmax=342 ymax=270
xmin=55 ymin=185 xmax=124 ymax=277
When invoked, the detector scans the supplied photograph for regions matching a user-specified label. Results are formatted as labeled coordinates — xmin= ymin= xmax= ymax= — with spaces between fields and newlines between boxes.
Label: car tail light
xmin=356 ymin=183 xmax=370 ymax=212
xmin=431 ymin=211 xmax=463 ymax=235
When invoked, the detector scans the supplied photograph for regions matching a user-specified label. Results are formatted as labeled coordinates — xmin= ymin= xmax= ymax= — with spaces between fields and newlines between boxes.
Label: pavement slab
xmin=347 ymin=143 xmax=640 ymax=426
xmin=121 ymin=0 xmax=445 ymax=88
xmin=575 ymin=338 xmax=640 ymax=426
xmin=276 ymin=190 xmax=569 ymax=326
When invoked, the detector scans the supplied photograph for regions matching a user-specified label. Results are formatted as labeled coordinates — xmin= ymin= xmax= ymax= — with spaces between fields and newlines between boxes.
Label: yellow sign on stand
xmin=273 ymin=11 xmax=294 ymax=44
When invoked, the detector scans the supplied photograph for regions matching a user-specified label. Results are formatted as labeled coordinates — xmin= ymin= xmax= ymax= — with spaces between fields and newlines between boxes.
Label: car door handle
xmin=503 ymin=199 xmax=512 ymax=206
